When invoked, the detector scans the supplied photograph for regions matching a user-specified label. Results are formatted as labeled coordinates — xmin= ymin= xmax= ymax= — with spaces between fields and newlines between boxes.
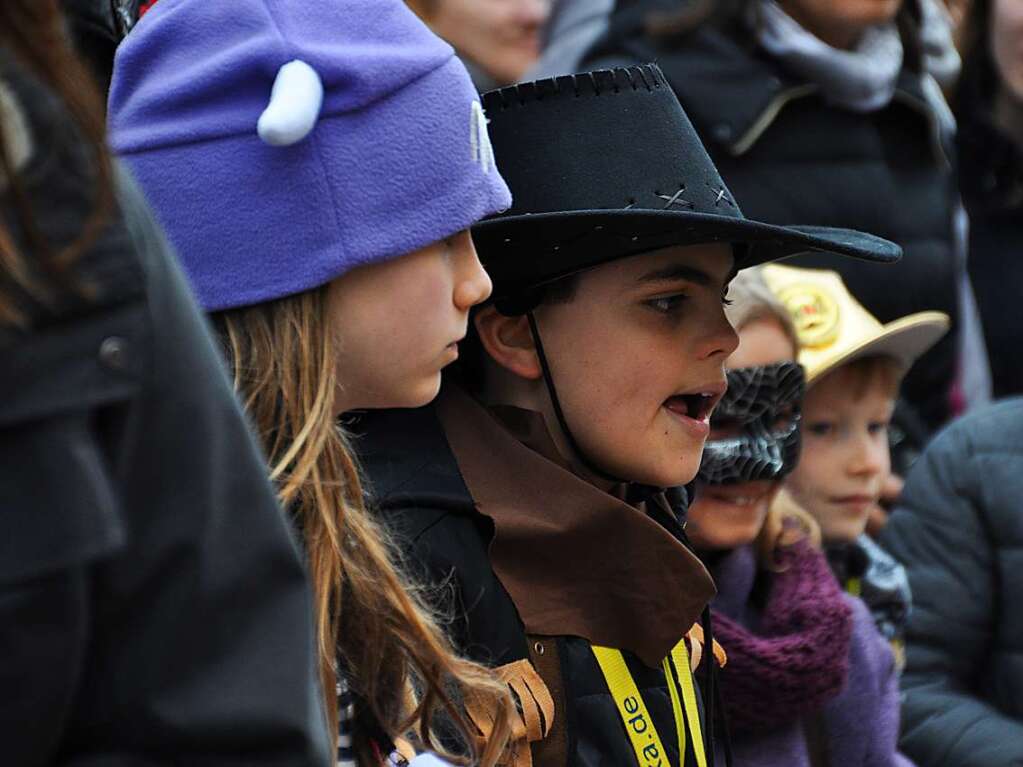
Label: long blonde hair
xmin=215 ymin=286 xmax=512 ymax=765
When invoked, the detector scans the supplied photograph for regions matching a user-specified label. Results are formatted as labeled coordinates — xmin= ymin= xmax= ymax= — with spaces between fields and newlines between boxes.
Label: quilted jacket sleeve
xmin=881 ymin=403 xmax=1023 ymax=767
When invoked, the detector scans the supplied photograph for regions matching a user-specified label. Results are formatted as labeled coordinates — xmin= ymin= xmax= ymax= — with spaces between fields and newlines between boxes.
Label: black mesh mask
xmin=698 ymin=362 xmax=806 ymax=486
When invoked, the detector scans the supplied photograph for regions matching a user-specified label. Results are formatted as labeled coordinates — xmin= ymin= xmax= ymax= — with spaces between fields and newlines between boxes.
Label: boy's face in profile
xmin=786 ymin=361 xmax=897 ymax=543
xmin=477 ymin=243 xmax=738 ymax=488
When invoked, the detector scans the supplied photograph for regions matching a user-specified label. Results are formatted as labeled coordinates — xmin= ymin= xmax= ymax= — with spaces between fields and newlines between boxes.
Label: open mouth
xmin=663 ymin=392 xmax=720 ymax=422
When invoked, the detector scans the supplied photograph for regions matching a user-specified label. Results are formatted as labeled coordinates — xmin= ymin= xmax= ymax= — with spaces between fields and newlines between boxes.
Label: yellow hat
xmin=761 ymin=264 xmax=950 ymax=384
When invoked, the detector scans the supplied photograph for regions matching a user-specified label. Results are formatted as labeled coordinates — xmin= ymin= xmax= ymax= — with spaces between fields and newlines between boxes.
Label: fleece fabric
xmin=707 ymin=543 xmax=914 ymax=767
xmin=710 ymin=542 xmax=852 ymax=734
xmin=108 ymin=0 xmax=510 ymax=311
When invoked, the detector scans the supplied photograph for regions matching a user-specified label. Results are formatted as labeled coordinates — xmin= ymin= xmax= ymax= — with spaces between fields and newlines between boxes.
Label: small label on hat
xmin=779 ymin=283 xmax=841 ymax=349
xmin=470 ymin=100 xmax=495 ymax=174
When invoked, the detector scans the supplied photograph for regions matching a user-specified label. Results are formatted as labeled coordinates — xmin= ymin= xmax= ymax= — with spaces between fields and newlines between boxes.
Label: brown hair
xmin=813 ymin=354 xmax=903 ymax=401
xmin=404 ymin=0 xmax=436 ymax=21
xmin=0 ymin=0 xmax=113 ymax=329
xmin=215 ymin=288 xmax=513 ymax=765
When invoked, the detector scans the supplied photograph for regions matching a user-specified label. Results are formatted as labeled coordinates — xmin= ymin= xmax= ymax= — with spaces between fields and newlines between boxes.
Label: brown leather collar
xmin=436 ymin=384 xmax=716 ymax=668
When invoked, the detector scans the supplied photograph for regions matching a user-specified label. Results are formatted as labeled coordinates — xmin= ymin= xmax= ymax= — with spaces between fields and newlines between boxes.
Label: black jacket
xmin=357 ymin=402 xmax=715 ymax=767
xmin=880 ymin=400 xmax=1023 ymax=766
xmin=957 ymin=113 xmax=1023 ymax=398
xmin=585 ymin=6 xmax=961 ymax=429
xmin=60 ymin=0 xmax=141 ymax=94
xmin=0 ymin=51 xmax=330 ymax=765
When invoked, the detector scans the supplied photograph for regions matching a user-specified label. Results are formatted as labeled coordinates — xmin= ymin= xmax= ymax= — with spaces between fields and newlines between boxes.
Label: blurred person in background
xmin=538 ymin=0 xmax=982 ymax=441
xmin=0 ymin=2 xmax=331 ymax=763
xmin=763 ymin=264 xmax=947 ymax=663
xmin=406 ymin=0 xmax=551 ymax=89
xmin=953 ymin=0 xmax=1023 ymax=398
xmin=690 ymin=268 xmax=912 ymax=767
xmin=881 ymin=399 xmax=1023 ymax=767
xmin=108 ymin=1 xmax=518 ymax=764
xmin=58 ymin=1 xmax=140 ymax=93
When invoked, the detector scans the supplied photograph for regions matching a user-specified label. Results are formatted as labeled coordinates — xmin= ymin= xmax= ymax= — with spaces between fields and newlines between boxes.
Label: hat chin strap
xmin=526 ymin=319 xmax=727 ymax=765
xmin=525 ymin=311 xmax=625 ymax=486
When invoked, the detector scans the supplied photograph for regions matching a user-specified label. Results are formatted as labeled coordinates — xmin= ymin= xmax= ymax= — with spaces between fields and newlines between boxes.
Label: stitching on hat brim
xmin=474 ymin=209 xmax=900 ymax=264
xmin=482 ymin=65 xmax=660 ymax=113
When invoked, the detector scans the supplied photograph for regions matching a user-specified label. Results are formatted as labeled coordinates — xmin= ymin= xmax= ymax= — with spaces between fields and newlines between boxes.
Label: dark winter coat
xmin=880 ymin=399 xmax=1023 ymax=766
xmin=0 ymin=50 xmax=330 ymax=765
xmin=583 ymin=5 xmax=961 ymax=429
xmin=357 ymin=385 xmax=719 ymax=767
xmin=61 ymin=0 xmax=141 ymax=93
xmin=957 ymin=113 xmax=1023 ymax=398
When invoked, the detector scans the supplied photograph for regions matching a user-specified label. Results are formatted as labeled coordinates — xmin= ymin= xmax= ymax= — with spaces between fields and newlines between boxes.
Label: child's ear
xmin=474 ymin=306 xmax=542 ymax=380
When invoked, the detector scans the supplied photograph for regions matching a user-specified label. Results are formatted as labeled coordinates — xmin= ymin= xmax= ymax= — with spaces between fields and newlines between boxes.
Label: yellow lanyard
xmin=592 ymin=639 xmax=708 ymax=767
xmin=846 ymin=577 xmax=863 ymax=597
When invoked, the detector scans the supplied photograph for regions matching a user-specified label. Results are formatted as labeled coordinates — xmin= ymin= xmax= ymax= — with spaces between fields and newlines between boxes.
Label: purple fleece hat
xmin=108 ymin=0 xmax=511 ymax=311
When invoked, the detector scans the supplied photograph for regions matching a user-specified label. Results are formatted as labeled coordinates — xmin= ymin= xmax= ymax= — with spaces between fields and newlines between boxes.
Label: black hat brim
xmin=473 ymin=209 xmax=902 ymax=300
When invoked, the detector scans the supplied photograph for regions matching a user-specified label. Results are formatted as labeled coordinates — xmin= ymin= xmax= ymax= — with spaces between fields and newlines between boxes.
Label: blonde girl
xmin=687 ymin=267 xmax=908 ymax=767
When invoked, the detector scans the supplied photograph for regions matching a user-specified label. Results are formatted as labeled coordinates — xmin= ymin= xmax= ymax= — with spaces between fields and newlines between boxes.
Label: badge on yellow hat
xmin=761 ymin=264 xmax=950 ymax=384
xmin=776 ymin=282 xmax=841 ymax=349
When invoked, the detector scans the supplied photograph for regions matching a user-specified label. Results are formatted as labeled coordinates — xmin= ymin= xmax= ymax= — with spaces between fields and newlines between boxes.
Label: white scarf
xmin=753 ymin=0 xmax=904 ymax=113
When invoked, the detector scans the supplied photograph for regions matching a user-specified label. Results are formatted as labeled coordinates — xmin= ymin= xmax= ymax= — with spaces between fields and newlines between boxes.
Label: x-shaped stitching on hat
xmin=658 ymin=186 xmax=693 ymax=210
xmin=711 ymin=186 xmax=735 ymax=208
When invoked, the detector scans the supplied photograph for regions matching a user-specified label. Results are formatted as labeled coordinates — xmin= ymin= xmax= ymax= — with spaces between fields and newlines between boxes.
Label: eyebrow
xmin=635 ymin=264 xmax=717 ymax=287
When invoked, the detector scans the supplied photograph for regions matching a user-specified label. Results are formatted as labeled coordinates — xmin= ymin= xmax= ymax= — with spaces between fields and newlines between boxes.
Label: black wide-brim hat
xmin=473 ymin=64 xmax=901 ymax=312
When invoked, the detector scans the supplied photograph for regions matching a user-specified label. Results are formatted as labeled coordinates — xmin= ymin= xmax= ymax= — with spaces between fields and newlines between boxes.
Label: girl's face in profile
xmin=326 ymin=230 xmax=492 ymax=413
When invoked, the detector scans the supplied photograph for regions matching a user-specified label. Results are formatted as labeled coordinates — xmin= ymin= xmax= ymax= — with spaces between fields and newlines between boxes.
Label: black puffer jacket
xmin=0 ymin=49 xmax=330 ymax=765
xmin=880 ymin=400 xmax=1023 ymax=766
xmin=584 ymin=2 xmax=961 ymax=429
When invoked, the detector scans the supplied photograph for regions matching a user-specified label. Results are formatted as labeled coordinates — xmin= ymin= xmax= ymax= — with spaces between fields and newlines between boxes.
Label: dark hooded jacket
xmin=357 ymin=385 xmax=720 ymax=767
xmin=577 ymin=0 xmax=961 ymax=431
xmin=880 ymin=399 xmax=1023 ymax=766
xmin=0 ymin=48 xmax=330 ymax=765
xmin=954 ymin=65 xmax=1023 ymax=399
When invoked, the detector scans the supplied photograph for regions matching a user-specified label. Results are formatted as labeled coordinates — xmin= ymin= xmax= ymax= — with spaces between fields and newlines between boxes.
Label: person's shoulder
xmin=842 ymin=593 xmax=895 ymax=685
xmin=356 ymin=404 xmax=486 ymax=547
xmin=357 ymin=405 xmax=472 ymax=504
xmin=926 ymin=399 xmax=1023 ymax=461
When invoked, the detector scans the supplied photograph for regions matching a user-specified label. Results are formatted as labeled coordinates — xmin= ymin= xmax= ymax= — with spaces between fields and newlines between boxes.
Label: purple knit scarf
xmin=713 ymin=541 xmax=853 ymax=733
